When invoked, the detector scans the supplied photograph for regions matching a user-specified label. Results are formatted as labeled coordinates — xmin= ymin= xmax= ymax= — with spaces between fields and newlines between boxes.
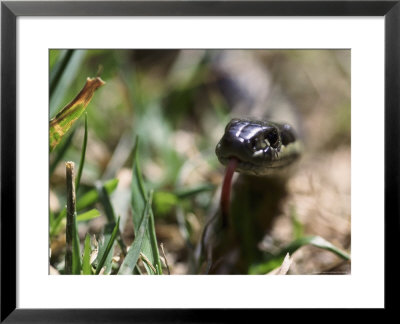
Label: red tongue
xmin=220 ymin=158 xmax=238 ymax=228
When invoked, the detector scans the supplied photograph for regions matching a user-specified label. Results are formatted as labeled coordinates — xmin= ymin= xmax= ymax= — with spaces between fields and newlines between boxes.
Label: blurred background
xmin=49 ymin=49 xmax=351 ymax=274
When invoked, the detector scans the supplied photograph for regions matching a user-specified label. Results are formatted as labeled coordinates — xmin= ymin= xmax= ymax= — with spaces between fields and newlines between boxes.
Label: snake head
xmin=215 ymin=118 xmax=299 ymax=176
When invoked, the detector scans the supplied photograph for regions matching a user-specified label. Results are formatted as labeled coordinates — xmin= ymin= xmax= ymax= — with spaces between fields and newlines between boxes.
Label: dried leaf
xmin=268 ymin=253 xmax=292 ymax=275
xmin=49 ymin=77 xmax=105 ymax=151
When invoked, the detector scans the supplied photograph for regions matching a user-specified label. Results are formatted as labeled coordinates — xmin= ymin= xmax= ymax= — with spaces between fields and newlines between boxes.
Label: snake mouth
xmin=217 ymin=153 xmax=275 ymax=176
xmin=217 ymin=154 xmax=259 ymax=172
xmin=215 ymin=132 xmax=279 ymax=175
xmin=218 ymin=145 xmax=299 ymax=166
xmin=215 ymin=140 xmax=300 ymax=176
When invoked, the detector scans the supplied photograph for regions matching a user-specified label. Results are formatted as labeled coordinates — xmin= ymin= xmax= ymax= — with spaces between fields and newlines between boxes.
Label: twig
xmin=160 ymin=243 xmax=170 ymax=275
xmin=140 ymin=252 xmax=157 ymax=274
xmin=65 ymin=161 xmax=76 ymax=274
xmin=276 ymin=253 xmax=292 ymax=275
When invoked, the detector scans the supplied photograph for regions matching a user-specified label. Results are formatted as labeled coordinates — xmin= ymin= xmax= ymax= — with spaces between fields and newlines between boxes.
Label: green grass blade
xmin=76 ymin=178 xmax=119 ymax=211
xmin=77 ymin=209 xmax=100 ymax=222
xmin=153 ymin=191 xmax=178 ymax=215
xmin=50 ymin=179 xmax=119 ymax=237
xmin=95 ymin=181 xmax=127 ymax=255
xmin=131 ymin=137 xmax=147 ymax=220
xmin=93 ymin=228 xmax=114 ymax=275
xmin=82 ymin=234 xmax=92 ymax=275
xmin=95 ymin=181 xmax=116 ymax=223
xmin=130 ymin=138 xmax=162 ymax=274
xmin=307 ymin=236 xmax=351 ymax=261
xmin=49 ymin=127 xmax=76 ymax=175
xmin=49 ymin=50 xmax=62 ymax=71
xmin=50 ymin=50 xmax=86 ymax=117
xmin=49 ymin=210 xmax=54 ymax=225
xmin=148 ymin=208 xmax=162 ymax=274
xmin=280 ymin=236 xmax=351 ymax=261
xmin=290 ymin=205 xmax=303 ymax=240
xmin=50 ymin=49 xmax=74 ymax=99
xmin=249 ymin=235 xmax=351 ymax=274
xmin=75 ymin=113 xmax=88 ymax=194
xmin=153 ymin=184 xmax=215 ymax=216
xmin=50 ymin=77 xmax=105 ymax=152
xmin=95 ymin=217 xmax=120 ymax=275
xmin=174 ymin=183 xmax=215 ymax=199
xmin=118 ymin=191 xmax=153 ymax=275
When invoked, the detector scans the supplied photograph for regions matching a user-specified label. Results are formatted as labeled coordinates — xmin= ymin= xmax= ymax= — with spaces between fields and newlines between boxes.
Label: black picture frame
xmin=1 ymin=0 xmax=398 ymax=321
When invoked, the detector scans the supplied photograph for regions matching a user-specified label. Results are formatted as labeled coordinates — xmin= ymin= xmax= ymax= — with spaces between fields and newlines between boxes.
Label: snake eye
xmin=264 ymin=129 xmax=280 ymax=148
xmin=249 ymin=138 xmax=258 ymax=150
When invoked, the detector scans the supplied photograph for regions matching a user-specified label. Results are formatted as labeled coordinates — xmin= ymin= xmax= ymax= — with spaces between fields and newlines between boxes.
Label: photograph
xmin=49 ymin=49 xmax=351 ymax=275
xmin=1 ymin=0 xmax=397 ymax=319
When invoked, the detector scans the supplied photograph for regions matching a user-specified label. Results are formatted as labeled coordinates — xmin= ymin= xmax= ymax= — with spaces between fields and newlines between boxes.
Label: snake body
xmin=199 ymin=51 xmax=303 ymax=274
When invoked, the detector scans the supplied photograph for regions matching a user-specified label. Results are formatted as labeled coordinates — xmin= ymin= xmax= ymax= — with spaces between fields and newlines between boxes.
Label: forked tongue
xmin=220 ymin=158 xmax=238 ymax=228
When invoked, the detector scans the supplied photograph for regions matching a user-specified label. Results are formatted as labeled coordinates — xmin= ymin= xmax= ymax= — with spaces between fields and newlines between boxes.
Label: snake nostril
xmin=264 ymin=129 xmax=280 ymax=148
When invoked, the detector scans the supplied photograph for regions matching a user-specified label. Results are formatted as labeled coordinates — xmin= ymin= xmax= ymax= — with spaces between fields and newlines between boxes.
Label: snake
xmin=212 ymin=50 xmax=302 ymax=177
xmin=197 ymin=50 xmax=303 ymax=274
xmin=215 ymin=118 xmax=301 ymax=176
